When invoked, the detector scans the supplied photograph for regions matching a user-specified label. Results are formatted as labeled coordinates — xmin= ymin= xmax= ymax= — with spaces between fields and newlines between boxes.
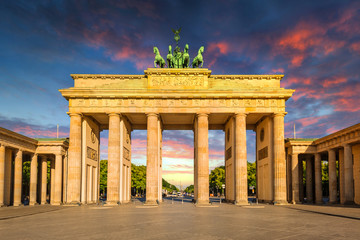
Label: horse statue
xmin=167 ymin=45 xmax=174 ymax=68
xmin=153 ymin=47 xmax=165 ymax=68
xmin=182 ymin=44 xmax=190 ymax=68
xmin=192 ymin=46 xmax=204 ymax=68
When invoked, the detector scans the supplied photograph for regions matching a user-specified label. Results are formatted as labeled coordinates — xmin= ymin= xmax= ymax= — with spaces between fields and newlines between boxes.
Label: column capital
xmin=273 ymin=112 xmax=287 ymax=117
xmin=107 ymin=112 xmax=121 ymax=117
xmin=146 ymin=112 xmax=159 ymax=118
xmin=0 ymin=144 xmax=5 ymax=149
xmin=234 ymin=112 xmax=247 ymax=117
xmin=67 ymin=112 xmax=83 ymax=117
xmin=343 ymin=143 xmax=351 ymax=148
xmin=328 ymin=148 xmax=336 ymax=154
xmin=15 ymin=149 xmax=23 ymax=154
xmin=196 ymin=113 xmax=209 ymax=118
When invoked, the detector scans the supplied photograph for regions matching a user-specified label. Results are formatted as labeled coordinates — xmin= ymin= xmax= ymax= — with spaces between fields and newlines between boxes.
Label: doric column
xmin=13 ymin=150 xmax=23 ymax=206
xmin=328 ymin=149 xmax=337 ymax=204
xmin=314 ymin=153 xmax=323 ymax=204
xmin=306 ymin=156 xmax=313 ymax=203
xmin=273 ymin=113 xmax=287 ymax=204
xmin=344 ymin=144 xmax=354 ymax=204
xmin=54 ymin=154 xmax=63 ymax=205
xmin=299 ymin=159 xmax=304 ymax=202
xmin=291 ymin=153 xmax=300 ymax=204
xmin=107 ymin=113 xmax=120 ymax=205
xmin=67 ymin=113 xmax=82 ymax=204
xmin=195 ymin=113 xmax=209 ymax=205
xmin=4 ymin=149 xmax=12 ymax=206
xmin=40 ymin=156 xmax=47 ymax=204
xmin=29 ymin=153 xmax=38 ymax=206
xmin=0 ymin=144 xmax=5 ymax=206
xmin=146 ymin=113 xmax=159 ymax=205
xmin=235 ymin=113 xmax=248 ymax=205
xmin=50 ymin=159 xmax=55 ymax=204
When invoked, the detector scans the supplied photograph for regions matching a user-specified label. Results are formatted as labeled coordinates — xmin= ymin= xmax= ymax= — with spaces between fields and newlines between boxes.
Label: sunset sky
xmin=1 ymin=1 xmax=359 ymax=187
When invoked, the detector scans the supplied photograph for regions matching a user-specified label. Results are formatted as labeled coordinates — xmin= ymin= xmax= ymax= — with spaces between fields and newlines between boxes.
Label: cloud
xmin=0 ymin=115 xmax=69 ymax=138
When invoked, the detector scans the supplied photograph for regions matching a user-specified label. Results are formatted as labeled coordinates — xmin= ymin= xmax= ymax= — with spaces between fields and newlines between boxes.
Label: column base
xmin=52 ymin=202 xmax=61 ymax=206
xmin=105 ymin=201 xmax=120 ymax=206
xmin=315 ymin=201 xmax=323 ymax=205
xmin=195 ymin=199 xmax=210 ymax=206
xmin=292 ymin=200 xmax=302 ymax=205
xmin=13 ymin=202 xmax=22 ymax=207
xmin=343 ymin=200 xmax=354 ymax=205
xmin=273 ymin=200 xmax=289 ymax=205
xmin=144 ymin=200 xmax=158 ymax=206
xmin=64 ymin=201 xmax=81 ymax=206
xmin=235 ymin=200 xmax=249 ymax=206
xmin=29 ymin=202 xmax=39 ymax=206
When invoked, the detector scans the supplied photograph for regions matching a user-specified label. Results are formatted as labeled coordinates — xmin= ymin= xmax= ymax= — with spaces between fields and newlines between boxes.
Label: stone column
xmin=107 ymin=113 xmax=120 ymax=205
xmin=196 ymin=113 xmax=209 ymax=205
xmin=40 ymin=156 xmax=47 ymax=204
xmin=4 ymin=149 xmax=12 ymax=206
xmin=67 ymin=113 xmax=82 ymax=204
xmin=273 ymin=113 xmax=287 ymax=204
xmin=29 ymin=153 xmax=38 ymax=205
xmin=291 ymin=153 xmax=300 ymax=204
xmin=306 ymin=156 xmax=313 ymax=203
xmin=299 ymin=159 xmax=304 ymax=202
xmin=328 ymin=149 xmax=337 ymax=204
xmin=0 ymin=145 xmax=5 ymax=206
xmin=54 ymin=154 xmax=63 ymax=205
xmin=235 ymin=113 xmax=248 ymax=205
xmin=13 ymin=150 xmax=23 ymax=206
xmin=50 ymin=159 xmax=55 ymax=204
xmin=344 ymin=144 xmax=354 ymax=204
xmin=146 ymin=113 xmax=159 ymax=205
xmin=314 ymin=153 xmax=323 ymax=204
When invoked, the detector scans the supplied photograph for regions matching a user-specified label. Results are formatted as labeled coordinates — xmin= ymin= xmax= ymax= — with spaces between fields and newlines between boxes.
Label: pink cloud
xmin=350 ymin=42 xmax=360 ymax=54
xmin=296 ymin=115 xmax=328 ymax=128
xmin=12 ymin=126 xmax=68 ymax=138
xmin=322 ymin=77 xmax=347 ymax=88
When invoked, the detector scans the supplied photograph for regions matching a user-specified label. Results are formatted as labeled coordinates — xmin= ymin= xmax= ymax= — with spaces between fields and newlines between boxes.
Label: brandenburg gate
xmin=59 ymin=67 xmax=294 ymax=205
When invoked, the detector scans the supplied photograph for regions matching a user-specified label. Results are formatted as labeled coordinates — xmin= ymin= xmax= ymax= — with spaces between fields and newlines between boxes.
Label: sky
xmin=1 ymin=0 xmax=359 ymax=187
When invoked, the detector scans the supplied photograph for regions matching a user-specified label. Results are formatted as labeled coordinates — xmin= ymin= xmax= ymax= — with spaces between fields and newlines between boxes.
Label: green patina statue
xmin=167 ymin=45 xmax=174 ymax=68
xmin=192 ymin=46 xmax=204 ymax=68
xmin=172 ymin=27 xmax=181 ymax=46
xmin=153 ymin=47 xmax=165 ymax=68
xmin=153 ymin=29 xmax=204 ymax=68
xmin=183 ymin=44 xmax=190 ymax=68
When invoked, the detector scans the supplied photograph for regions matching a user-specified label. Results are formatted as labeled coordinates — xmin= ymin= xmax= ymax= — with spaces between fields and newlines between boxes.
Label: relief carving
xmin=123 ymin=147 xmax=130 ymax=161
xmin=87 ymin=146 xmax=98 ymax=161
xmin=150 ymin=76 xmax=204 ymax=87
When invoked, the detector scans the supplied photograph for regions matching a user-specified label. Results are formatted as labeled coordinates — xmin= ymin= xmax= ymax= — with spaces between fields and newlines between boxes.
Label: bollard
xmin=182 ymin=197 xmax=183 ymax=204
xmin=172 ymin=198 xmax=173 ymax=204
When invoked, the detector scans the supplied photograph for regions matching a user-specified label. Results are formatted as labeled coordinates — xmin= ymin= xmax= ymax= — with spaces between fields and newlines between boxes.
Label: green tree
xmin=162 ymin=178 xmax=179 ymax=192
xmin=99 ymin=160 xmax=108 ymax=195
xmin=184 ymin=184 xmax=194 ymax=193
xmin=209 ymin=166 xmax=225 ymax=195
xmin=22 ymin=161 xmax=31 ymax=199
xmin=247 ymin=162 xmax=256 ymax=190
xmin=131 ymin=164 xmax=147 ymax=195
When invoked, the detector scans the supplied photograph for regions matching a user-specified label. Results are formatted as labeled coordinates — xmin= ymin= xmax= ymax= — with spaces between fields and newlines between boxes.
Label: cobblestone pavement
xmin=1 ymin=198 xmax=360 ymax=240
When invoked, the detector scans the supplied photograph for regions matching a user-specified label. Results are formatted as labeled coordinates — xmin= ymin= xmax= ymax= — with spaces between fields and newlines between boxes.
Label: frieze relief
xmin=71 ymin=98 xmax=284 ymax=109
xmin=149 ymin=75 xmax=207 ymax=89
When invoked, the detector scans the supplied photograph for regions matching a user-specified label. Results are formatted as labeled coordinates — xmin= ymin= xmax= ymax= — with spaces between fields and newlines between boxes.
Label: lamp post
xmin=222 ymin=184 xmax=225 ymax=203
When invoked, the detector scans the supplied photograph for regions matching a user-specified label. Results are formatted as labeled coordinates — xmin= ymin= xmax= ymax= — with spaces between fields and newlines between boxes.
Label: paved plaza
xmin=1 ymin=198 xmax=360 ymax=239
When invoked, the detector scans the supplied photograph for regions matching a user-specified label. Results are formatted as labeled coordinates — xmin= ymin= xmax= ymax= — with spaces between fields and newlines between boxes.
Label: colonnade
xmin=0 ymin=143 xmax=66 ymax=206
xmin=289 ymin=144 xmax=355 ymax=204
